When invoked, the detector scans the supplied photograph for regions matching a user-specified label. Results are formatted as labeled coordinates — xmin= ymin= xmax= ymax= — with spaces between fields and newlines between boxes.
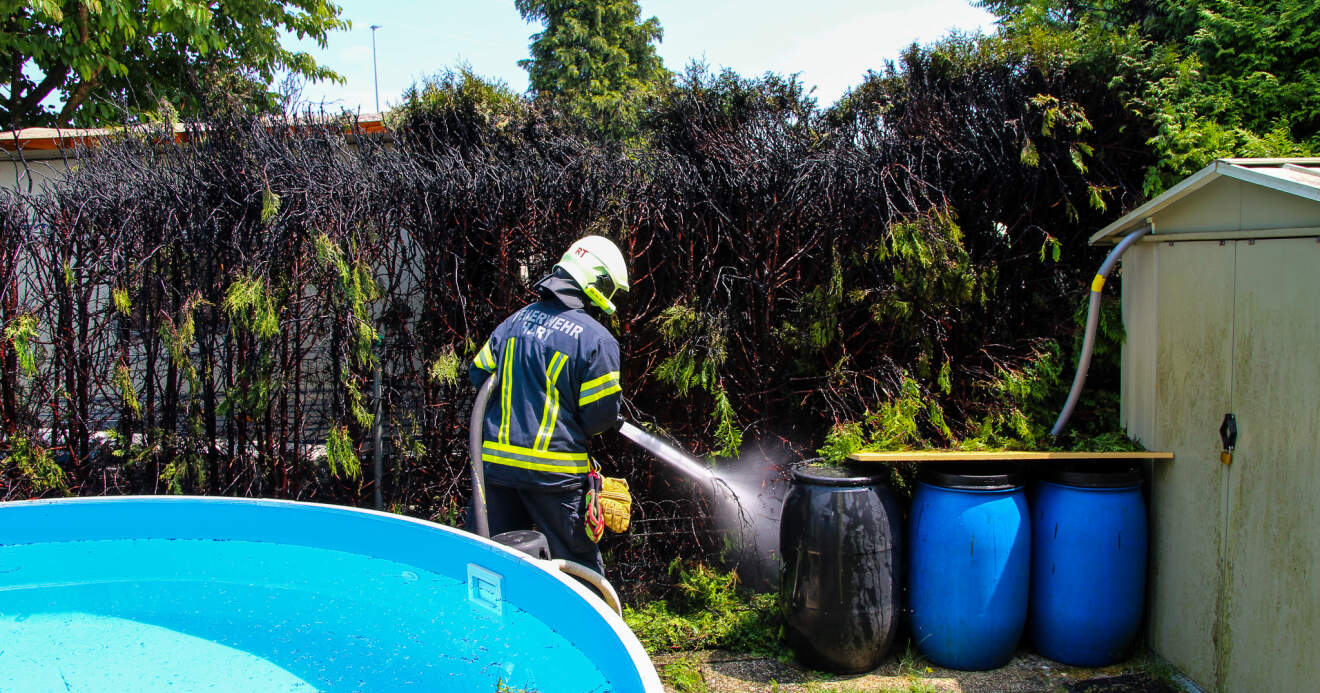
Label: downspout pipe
xmin=468 ymin=373 xmax=498 ymax=538
xmin=1050 ymin=224 xmax=1152 ymax=437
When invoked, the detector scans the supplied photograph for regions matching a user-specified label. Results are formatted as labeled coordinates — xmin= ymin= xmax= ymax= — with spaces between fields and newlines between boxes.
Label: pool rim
xmin=0 ymin=494 xmax=663 ymax=692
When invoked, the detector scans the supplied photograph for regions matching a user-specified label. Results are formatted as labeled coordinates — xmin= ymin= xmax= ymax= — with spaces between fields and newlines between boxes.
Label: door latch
xmin=1219 ymin=413 xmax=1237 ymax=465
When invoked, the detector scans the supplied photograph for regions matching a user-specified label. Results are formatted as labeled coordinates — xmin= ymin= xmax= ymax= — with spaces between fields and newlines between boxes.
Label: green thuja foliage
xmin=260 ymin=188 xmax=280 ymax=224
xmin=711 ymin=390 xmax=743 ymax=459
xmin=654 ymin=301 xmax=725 ymax=396
xmin=1020 ymin=137 xmax=1040 ymax=167
xmin=114 ymin=364 xmax=141 ymax=416
xmin=223 ymin=273 xmax=279 ymax=339
xmin=865 ymin=209 xmax=989 ymax=344
xmin=820 ymin=293 xmax=1140 ymax=459
xmin=1 ymin=436 xmax=67 ymax=494
xmin=801 ymin=250 xmax=845 ymax=352
xmin=343 ymin=375 xmax=373 ymax=429
xmin=106 ymin=428 xmax=159 ymax=469
xmin=654 ymin=300 xmax=743 ymax=456
xmin=160 ymin=416 xmax=208 ymax=494
xmin=427 ymin=347 xmax=462 ymax=387
xmin=391 ymin=411 xmax=427 ymax=468
xmin=111 ymin=286 xmax=132 ymax=316
xmin=325 ymin=425 xmax=362 ymax=481
xmin=315 ymin=232 xmax=380 ymax=369
xmin=818 ymin=420 xmax=867 ymax=463
xmin=160 ymin=458 xmax=198 ymax=495
xmin=820 ymin=374 xmax=937 ymax=461
xmin=159 ymin=297 xmax=201 ymax=388
xmin=391 ymin=66 xmax=528 ymax=144
xmin=967 ymin=340 xmax=1066 ymax=449
xmin=623 ymin=560 xmax=785 ymax=656
xmin=4 ymin=314 xmax=39 ymax=377
xmin=218 ymin=362 xmax=276 ymax=420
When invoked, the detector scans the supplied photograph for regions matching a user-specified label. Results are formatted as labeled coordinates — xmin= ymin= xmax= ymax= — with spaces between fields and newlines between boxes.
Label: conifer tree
xmin=515 ymin=0 xmax=670 ymax=138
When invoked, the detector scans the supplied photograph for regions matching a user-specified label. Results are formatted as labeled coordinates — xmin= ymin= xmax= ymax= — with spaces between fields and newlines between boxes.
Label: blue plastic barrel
xmin=780 ymin=464 xmax=903 ymax=673
xmin=909 ymin=464 xmax=1030 ymax=670
xmin=1029 ymin=463 xmax=1147 ymax=666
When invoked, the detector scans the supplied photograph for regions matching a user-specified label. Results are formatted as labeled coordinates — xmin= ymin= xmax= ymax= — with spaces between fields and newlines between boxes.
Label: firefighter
xmin=468 ymin=235 xmax=628 ymax=573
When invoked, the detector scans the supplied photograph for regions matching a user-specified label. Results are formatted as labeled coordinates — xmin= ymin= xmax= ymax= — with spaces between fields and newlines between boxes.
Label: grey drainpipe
xmin=1050 ymin=222 xmax=1153 ymax=437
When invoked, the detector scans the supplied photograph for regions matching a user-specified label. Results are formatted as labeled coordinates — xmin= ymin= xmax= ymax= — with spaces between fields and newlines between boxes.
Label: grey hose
xmin=1050 ymin=225 xmax=1152 ymax=437
xmin=469 ymin=373 xmax=498 ymax=538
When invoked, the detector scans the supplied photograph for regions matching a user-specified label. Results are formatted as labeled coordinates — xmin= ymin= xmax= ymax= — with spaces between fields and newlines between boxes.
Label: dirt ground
xmin=650 ymin=649 xmax=1187 ymax=693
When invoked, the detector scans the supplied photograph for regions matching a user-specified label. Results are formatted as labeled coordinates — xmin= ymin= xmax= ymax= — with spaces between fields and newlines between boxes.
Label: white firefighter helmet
xmin=554 ymin=235 xmax=630 ymax=315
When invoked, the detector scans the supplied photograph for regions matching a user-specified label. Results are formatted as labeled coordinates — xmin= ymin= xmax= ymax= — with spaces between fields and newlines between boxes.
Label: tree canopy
xmin=980 ymin=0 xmax=1320 ymax=193
xmin=516 ymin=0 xmax=669 ymax=138
xmin=1 ymin=0 xmax=348 ymax=128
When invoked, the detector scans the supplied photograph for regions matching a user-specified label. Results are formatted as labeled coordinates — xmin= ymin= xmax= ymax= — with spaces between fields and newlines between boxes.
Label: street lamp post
xmin=369 ymin=24 xmax=382 ymax=113
xmin=369 ymin=23 xmax=383 ymax=509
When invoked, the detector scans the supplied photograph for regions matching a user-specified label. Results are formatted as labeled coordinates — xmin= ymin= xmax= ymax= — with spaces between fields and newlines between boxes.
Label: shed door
xmin=1221 ymin=237 xmax=1320 ymax=692
xmin=1149 ymin=241 xmax=1234 ymax=687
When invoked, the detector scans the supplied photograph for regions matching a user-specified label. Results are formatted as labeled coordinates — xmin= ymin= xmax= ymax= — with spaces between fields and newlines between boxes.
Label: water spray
xmin=616 ymin=421 xmax=719 ymax=485
xmin=616 ymin=419 xmax=790 ymax=590
xmin=615 ymin=420 xmax=741 ymax=505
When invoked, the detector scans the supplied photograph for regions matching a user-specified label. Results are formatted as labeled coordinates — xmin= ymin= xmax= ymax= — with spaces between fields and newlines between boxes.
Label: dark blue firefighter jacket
xmin=469 ymin=273 xmax=622 ymax=490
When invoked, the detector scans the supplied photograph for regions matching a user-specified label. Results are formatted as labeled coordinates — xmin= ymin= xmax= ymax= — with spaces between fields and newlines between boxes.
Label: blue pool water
xmin=0 ymin=498 xmax=660 ymax=692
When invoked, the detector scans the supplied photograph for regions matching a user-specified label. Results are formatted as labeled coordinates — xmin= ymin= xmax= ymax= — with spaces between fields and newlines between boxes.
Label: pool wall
xmin=0 ymin=496 xmax=662 ymax=692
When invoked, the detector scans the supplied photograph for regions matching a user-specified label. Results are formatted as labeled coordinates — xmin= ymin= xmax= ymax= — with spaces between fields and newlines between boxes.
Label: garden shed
xmin=1095 ymin=158 xmax=1320 ymax=692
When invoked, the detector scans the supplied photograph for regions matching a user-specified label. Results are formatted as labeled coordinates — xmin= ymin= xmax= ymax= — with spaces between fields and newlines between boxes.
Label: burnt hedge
xmin=0 ymin=44 xmax=1153 ymax=593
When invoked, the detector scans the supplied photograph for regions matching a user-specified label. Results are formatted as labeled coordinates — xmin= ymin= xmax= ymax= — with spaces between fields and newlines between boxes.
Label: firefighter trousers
xmin=474 ymin=481 xmax=604 ymax=574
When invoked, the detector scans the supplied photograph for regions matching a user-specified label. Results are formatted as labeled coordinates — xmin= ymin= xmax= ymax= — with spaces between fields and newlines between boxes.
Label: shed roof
xmin=1090 ymin=158 xmax=1320 ymax=244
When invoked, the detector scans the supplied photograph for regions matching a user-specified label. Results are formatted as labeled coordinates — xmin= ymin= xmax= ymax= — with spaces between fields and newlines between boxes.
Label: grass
xmin=896 ymin=639 xmax=935 ymax=679
xmin=660 ymin=655 xmax=709 ymax=693
xmin=623 ymin=560 xmax=788 ymax=658
xmin=628 ymin=564 xmax=1164 ymax=693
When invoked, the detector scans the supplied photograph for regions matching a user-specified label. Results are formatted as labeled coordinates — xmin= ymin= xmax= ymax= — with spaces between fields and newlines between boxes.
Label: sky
xmin=285 ymin=0 xmax=998 ymax=115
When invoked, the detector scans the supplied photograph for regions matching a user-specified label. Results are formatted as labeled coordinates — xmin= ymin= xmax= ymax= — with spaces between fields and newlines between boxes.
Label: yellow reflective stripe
xmin=534 ymin=352 xmax=567 ymax=450
xmin=580 ymin=371 xmax=620 ymax=393
xmin=532 ymin=353 xmax=560 ymax=450
xmin=482 ymin=441 xmax=589 ymax=461
xmin=476 ymin=341 xmax=496 ymax=371
xmin=543 ymin=361 xmax=566 ymax=450
xmin=482 ymin=453 xmax=590 ymax=474
xmin=499 ymin=338 xmax=516 ymax=444
xmin=1090 ymin=274 xmax=1106 ymax=293
xmin=579 ymin=383 xmax=622 ymax=407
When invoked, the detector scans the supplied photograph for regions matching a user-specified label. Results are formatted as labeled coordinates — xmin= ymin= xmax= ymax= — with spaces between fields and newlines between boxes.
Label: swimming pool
xmin=0 ymin=497 xmax=662 ymax=692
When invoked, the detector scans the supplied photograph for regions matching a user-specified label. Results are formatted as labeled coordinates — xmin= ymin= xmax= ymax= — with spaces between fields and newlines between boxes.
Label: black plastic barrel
xmin=779 ymin=464 xmax=902 ymax=673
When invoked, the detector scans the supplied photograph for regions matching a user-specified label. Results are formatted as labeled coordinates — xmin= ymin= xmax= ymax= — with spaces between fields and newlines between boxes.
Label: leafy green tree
xmin=980 ymin=0 xmax=1320 ymax=193
xmin=515 ymin=0 xmax=669 ymax=137
xmin=1 ymin=0 xmax=348 ymax=128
